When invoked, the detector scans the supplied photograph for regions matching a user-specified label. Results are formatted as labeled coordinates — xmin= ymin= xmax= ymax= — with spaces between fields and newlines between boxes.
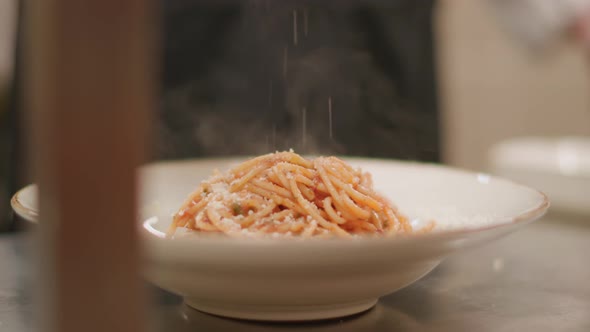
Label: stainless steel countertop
xmin=2 ymin=217 xmax=590 ymax=331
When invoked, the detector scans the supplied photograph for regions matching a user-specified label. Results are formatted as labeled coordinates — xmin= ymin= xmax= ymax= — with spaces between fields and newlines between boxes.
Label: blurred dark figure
xmin=156 ymin=0 xmax=440 ymax=161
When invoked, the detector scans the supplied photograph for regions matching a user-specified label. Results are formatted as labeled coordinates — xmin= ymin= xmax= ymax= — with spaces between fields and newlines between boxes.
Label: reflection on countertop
xmin=154 ymin=301 xmax=420 ymax=332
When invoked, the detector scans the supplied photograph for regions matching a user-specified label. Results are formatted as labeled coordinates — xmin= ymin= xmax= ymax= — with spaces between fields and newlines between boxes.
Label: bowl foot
xmin=184 ymin=298 xmax=378 ymax=321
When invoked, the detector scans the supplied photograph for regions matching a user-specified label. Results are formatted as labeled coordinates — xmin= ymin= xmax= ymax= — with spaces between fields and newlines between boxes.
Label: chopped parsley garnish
xmin=201 ymin=187 xmax=210 ymax=197
xmin=232 ymin=202 xmax=243 ymax=215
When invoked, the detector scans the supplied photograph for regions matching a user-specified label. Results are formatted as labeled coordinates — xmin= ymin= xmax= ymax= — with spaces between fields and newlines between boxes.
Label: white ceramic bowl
xmin=11 ymin=158 xmax=548 ymax=321
xmin=489 ymin=136 xmax=590 ymax=216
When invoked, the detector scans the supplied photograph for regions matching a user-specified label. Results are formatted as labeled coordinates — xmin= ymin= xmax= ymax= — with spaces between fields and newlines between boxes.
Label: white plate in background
xmin=489 ymin=136 xmax=590 ymax=216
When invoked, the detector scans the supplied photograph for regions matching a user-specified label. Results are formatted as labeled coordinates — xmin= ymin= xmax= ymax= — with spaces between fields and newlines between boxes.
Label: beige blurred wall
xmin=436 ymin=0 xmax=590 ymax=171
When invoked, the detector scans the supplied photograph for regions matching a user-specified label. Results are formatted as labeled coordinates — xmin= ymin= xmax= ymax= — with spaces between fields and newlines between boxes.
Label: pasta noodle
xmin=167 ymin=151 xmax=431 ymax=238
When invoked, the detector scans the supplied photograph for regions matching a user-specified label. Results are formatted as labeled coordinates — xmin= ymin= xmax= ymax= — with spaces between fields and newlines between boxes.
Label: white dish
xmin=11 ymin=158 xmax=548 ymax=321
xmin=489 ymin=136 xmax=590 ymax=216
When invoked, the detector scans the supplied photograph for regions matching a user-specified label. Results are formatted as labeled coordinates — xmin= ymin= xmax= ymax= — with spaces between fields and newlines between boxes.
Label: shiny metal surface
xmin=2 ymin=217 xmax=590 ymax=331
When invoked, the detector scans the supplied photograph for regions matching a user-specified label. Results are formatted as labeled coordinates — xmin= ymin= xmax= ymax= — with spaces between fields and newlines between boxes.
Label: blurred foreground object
xmin=0 ymin=0 xmax=17 ymax=231
xmin=488 ymin=0 xmax=590 ymax=50
xmin=24 ymin=1 xmax=155 ymax=331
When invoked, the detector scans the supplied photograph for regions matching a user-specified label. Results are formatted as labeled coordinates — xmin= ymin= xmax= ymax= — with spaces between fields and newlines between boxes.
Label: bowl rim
xmin=11 ymin=156 xmax=550 ymax=243
xmin=141 ymin=157 xmax=550 ymax=246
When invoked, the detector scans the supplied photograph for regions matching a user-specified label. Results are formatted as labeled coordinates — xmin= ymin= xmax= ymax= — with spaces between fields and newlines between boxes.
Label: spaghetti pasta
xmin=167 ymin=151 xmax=427 ymax=238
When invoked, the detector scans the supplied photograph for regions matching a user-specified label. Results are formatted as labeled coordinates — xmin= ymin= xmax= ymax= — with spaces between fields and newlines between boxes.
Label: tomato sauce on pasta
xmin=167 ymin=151 xmax=432 ymax=238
